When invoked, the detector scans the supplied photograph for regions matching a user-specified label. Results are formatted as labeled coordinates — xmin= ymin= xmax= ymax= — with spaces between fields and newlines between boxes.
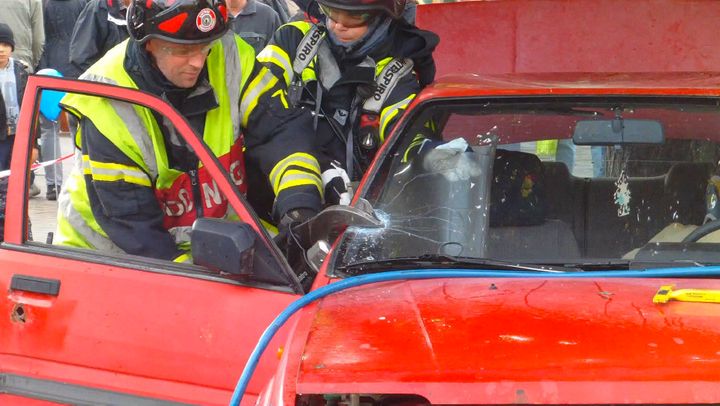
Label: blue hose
xmin=229 ymin=266 xmax=720 ymax=405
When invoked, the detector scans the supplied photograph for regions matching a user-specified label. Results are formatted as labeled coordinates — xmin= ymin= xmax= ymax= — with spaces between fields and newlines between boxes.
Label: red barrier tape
xmin=0 ymin=152 xmax=74 ymax=179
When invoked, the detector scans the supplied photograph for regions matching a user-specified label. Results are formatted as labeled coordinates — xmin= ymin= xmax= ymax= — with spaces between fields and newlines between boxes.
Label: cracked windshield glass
xmin=335 ymin=97 xmax=720 ymax=272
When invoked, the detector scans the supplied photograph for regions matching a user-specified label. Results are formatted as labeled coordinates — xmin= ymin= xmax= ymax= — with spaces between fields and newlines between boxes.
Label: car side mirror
xmin=191 ymin=218 xmax=256 ymax=276
xmin=192 ymin=218 xmax=306 ymax=291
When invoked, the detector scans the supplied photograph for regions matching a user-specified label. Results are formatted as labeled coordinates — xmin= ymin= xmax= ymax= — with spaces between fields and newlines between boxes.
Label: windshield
xmin=334 ymin=96 xmax=720 ymax=273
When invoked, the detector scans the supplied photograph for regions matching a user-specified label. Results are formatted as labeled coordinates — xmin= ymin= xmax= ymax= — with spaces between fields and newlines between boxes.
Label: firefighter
xmin=55 ymin=0 xmax=318 ymax=261
xmin=248 ymin=0 xmax=438 ymax=222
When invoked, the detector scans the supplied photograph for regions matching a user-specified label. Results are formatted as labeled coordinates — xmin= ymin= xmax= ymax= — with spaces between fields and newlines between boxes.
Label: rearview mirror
xmin=573 ymin=119 xmax=664 ymax=145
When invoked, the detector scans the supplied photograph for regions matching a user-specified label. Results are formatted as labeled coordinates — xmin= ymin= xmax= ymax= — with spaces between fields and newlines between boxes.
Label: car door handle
xmin=10 ymin=274 xmax=61 ymax=296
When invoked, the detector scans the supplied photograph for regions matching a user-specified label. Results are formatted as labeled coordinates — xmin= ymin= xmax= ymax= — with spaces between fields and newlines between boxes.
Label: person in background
xmin=0 ymin=90 xmax=7 ymax=240
xmin=40 ymin=0 xmax=87 ymax=79
xmin=228 ymin=0 xmax=281 ymax=54
xmin=1 ymin=0 xmax=45 ymax=196
xmin=0 ymin=24 xmax=30 ymax=174
xmin=35 ymin=69 xmax=68 ymax=201
xmin=0 ymin=0 xmax=45 ymax=72
xmin=69 ymin=0 xmax=131 ymax=74
xmin=259 ymin=0 xmax=291 ymax=23
xmin=38 ymin=0 xmax=87 ymax=200
xmin=0 ymin=23 xmax=38 ymax=217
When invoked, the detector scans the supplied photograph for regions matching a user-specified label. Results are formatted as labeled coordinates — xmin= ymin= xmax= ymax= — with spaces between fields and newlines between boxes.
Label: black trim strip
xmin=0 ymin=373 xmax=197 ymax=406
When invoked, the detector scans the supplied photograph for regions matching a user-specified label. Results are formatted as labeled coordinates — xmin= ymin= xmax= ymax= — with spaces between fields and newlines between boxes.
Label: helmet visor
xmin=319 ymin=4 xmax=376 ymax=28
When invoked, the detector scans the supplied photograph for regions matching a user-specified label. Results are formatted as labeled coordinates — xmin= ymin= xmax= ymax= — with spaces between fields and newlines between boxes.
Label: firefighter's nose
xmin=187 ymin=53 xmax=206 ymax=68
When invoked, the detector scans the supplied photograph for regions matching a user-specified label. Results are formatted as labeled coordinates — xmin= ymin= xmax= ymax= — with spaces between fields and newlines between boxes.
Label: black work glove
xmin=279 ymin=208 xmax=317 ymax=230
xmin=274 ymin=207 xmax=318 ymax=246
xmin=274 ymin=207 xmax=318 ymax=272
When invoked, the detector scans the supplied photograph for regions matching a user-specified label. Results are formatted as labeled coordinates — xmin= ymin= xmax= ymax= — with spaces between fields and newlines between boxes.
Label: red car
xmin=5 ymin=2 xmax=720 ymax=405
xmin=245 ymin=71 xmax=720 ymax=405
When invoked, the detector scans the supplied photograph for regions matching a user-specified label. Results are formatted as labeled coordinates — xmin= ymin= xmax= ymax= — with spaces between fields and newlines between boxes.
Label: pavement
xmin=28 ymin=132 xmax=74 ymax=243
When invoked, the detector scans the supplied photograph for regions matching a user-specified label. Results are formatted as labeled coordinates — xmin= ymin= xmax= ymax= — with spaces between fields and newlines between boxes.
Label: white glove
xmin=322 ymin=162 xmax=352 ymax=206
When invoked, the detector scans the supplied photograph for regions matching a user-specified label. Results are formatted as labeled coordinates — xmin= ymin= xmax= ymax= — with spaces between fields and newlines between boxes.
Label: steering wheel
xmin=681 ymin=219 xmax=720 ymax=243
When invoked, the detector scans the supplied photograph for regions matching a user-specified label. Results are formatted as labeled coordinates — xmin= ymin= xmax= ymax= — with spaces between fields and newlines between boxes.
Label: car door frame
xmin=0 ymin=75 xmax=301 ymax=404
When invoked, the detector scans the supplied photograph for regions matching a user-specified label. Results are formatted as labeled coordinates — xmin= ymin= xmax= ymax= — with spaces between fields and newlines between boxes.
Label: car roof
xmin=417 ymin=72 xmax=720 ymax=102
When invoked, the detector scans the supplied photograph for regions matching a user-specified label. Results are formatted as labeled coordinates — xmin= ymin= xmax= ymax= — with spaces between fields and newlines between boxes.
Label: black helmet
xmin=127 ymin=0 xmax=229 ymax=45
xmin=316 ymin=0 xmax=407 ymax=20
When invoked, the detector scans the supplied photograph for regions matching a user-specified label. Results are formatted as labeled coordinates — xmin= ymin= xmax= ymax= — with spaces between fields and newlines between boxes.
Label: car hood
xmin=295 ymin=277 xmax=720 ymax=403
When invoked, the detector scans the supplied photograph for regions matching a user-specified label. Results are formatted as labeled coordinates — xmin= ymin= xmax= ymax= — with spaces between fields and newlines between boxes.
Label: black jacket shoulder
xmin=13 ymin=60 xmax=29 ymax=107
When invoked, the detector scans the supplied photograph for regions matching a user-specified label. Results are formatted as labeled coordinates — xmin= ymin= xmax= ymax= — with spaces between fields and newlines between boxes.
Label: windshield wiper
xmin=335 ymin=254 xmax=577 ymax=276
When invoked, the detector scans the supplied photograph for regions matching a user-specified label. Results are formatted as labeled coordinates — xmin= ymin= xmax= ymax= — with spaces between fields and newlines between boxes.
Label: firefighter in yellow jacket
xmin=55 ymin=0 xmax=320 ymax=261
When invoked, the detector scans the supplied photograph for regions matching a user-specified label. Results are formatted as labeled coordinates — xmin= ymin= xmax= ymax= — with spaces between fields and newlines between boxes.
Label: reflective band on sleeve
xmin=257 ymin=44 xmax=293 ymax=86
xmin=84 ymin=156 xmax=152 ymax=187
xmin=240 ymin=68 xmax=279 ymax=127
xmin=269 ymin=153 xmax=321 ymax=192
xmin=379 ymin=93 xmax=415 ymax=143
xmin=276 ymin=169 xmax=322 ymax=195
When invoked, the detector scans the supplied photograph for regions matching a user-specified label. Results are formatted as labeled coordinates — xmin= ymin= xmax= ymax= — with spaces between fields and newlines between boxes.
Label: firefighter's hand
xmin=31 ymin=148 xmax=39 ymax=163
xmin=274 ymin=208 xmax=318 ymax=247
xmin=279 ymin=208 xmax=317 ymax=228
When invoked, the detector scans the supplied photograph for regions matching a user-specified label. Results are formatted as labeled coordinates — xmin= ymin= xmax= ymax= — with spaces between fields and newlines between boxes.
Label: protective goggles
xmin=157 ymin=40 xmax=216 ymax=57
xmin=318 ymin=4 xmax=376 ymax=28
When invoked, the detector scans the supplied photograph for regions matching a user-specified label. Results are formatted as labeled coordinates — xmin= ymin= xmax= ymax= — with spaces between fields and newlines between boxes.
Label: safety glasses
xmin=157 ymin=40 xmax=216 ymax=58
xmin=318 ymin=4 xmax=375 ymax=28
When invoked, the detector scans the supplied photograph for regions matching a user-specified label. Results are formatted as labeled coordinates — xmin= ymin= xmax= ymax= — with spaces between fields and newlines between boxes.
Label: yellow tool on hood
xmin=653 ymin=285 xmax=720 ymax=304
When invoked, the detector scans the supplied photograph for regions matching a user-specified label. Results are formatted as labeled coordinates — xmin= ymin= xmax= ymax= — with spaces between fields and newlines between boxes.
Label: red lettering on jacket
xmin=156 ymin=140 xmax=246 ymax=230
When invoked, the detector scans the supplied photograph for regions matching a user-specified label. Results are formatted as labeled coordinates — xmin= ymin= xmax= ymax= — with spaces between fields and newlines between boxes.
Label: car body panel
xmin=293 ymin=277 xmax=720 ymax=403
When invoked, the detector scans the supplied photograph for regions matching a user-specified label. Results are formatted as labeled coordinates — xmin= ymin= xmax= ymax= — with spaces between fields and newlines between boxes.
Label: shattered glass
xmin=334 ymin=97 xmax=720 ymax=272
